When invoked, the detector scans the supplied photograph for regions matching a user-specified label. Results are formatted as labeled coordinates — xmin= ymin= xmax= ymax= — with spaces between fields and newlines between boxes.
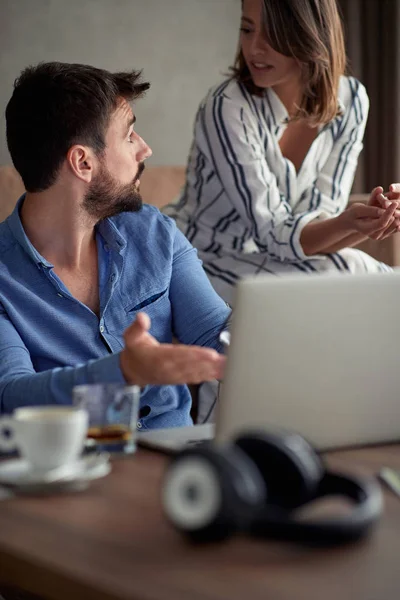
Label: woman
xmin=165 ymin=0 xmax=400 ymax=307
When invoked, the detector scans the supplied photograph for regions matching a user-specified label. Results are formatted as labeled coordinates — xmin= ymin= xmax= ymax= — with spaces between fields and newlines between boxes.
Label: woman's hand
xmin=339 ymin=200 xmax=398 ymax=239
xmin=301 ymin=184 xmax=400 ymax=256
xmin=366 ymin=184 xmax=400 ymax=240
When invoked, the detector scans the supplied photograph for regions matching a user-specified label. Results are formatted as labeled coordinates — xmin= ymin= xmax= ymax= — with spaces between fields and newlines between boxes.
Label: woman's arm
xmin=300 ymin=202 xmax=397 ymax=255
xmin=301 ymin=186 xmax=400 ymax=255
xmin=294 ymin=79 xmax=400 ymax=254
xmin=317 ymin=230 xmax=369 ymax=254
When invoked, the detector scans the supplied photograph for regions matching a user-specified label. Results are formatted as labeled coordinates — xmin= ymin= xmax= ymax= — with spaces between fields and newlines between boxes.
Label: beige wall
xmin=0 ymin=0 xmax=240 ymax=167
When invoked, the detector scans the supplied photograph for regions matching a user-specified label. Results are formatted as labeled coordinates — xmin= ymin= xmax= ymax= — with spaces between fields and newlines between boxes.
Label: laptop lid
xmin=215 ymin=271 xmax=400 ymax=450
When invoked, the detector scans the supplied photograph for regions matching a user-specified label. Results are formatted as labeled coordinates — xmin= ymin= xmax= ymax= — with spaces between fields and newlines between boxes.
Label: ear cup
xmin=234 ymin=431 xmax=325 ymax=510
xmin=162 ymin=444 xmax=267 ymax=542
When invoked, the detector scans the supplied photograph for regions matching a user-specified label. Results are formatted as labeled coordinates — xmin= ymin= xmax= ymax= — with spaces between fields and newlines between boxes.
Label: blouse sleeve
xmin=293 ymin=79 xmax=369 ymax=221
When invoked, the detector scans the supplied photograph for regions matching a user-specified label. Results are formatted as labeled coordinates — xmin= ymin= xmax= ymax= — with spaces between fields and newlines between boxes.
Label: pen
xmin=218 ymin=309 xmax=233 ymax=349
xmin=378 ymin=467 xmax=400 ymax=499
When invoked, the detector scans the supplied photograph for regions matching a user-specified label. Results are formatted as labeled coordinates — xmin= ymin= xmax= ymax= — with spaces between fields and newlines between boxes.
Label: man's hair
xmin=6 ymin=62 xmax=150 ymax=192
xmin=231 ymin=0 xmax=346 ymax=125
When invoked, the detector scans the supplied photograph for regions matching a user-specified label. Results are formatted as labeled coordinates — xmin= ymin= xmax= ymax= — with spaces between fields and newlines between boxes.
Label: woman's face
xmin=240 ymin=0 xmax=302 ymax=90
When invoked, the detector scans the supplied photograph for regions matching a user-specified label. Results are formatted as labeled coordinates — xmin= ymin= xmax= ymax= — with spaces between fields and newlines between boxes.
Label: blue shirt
xmin=0 ymin=196 xmax=230 ymax=428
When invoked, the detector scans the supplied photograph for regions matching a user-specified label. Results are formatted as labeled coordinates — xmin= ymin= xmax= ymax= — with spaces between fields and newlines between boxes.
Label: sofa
xmin=1 ymin=164 xmax=400 ymax=266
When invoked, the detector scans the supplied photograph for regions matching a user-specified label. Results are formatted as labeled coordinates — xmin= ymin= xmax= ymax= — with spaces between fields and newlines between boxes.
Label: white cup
xmin=0 ymin=406 xmax=88 ymax=472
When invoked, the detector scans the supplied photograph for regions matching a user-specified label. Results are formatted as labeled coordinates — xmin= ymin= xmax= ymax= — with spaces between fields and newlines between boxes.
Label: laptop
xmin=138 ymin=270 xmax=400 ymax=453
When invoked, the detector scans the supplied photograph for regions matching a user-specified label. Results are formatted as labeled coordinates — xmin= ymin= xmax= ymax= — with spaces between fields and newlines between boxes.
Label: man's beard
xmin=83 ymin=162 xmax=145 ymax=221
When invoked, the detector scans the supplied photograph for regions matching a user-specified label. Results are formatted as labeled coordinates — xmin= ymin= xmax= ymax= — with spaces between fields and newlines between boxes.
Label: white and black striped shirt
xmin=165 ymin=76 xmax=369 ymax=264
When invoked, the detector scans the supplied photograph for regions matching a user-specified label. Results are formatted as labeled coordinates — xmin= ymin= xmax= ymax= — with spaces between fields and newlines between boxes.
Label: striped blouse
xmin=165 ymin=76 xmax=369 ymax=263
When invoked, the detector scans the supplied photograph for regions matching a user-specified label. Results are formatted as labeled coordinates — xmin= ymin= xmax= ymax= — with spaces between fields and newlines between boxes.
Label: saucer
xmin=0 ymin=453 xmax=111 ymax=491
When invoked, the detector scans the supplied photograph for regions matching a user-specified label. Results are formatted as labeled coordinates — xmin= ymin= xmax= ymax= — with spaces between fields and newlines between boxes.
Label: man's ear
xmin=67 ymin=145 xmax=96 ymax=183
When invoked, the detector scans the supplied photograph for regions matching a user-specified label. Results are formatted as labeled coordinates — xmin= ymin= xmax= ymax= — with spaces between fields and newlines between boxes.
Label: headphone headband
xmin=248 ymin=472 xmax=383 ymax=545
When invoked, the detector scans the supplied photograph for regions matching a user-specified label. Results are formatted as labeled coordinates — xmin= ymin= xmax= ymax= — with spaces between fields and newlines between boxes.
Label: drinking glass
xmin=72 ymin=383 xmax=140 ymax=454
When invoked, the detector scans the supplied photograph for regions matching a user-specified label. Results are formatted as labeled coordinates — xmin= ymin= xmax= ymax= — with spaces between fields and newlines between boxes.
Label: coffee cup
xmin=0 ymin=406 xmax=88 ymax=471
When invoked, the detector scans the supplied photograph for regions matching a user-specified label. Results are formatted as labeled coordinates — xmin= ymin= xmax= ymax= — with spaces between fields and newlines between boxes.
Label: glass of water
xmin=72 ymin=383 xmax=141 ymax=454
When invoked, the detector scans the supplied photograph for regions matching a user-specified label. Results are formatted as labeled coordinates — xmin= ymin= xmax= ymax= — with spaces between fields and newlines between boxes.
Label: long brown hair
xmin=231 ymin=0 xmax=347 ymax=124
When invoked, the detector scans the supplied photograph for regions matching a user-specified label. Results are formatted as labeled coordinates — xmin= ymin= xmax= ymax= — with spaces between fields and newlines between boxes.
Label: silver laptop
xmin=138 ymin=270 xmax=400 ymax=452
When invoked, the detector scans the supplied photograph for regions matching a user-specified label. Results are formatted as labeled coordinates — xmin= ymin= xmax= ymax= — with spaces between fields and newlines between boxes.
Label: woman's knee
xmin=334 ymin=248 xmax=391 ymax=273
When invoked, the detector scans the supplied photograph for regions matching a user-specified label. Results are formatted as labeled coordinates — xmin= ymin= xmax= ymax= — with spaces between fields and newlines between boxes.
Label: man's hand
xmin=119 ymin=312 xmax=226 ymax=387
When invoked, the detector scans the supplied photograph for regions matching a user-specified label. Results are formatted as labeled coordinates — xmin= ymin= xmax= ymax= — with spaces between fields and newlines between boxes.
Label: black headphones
xmin=161 ymin=430 xmax=383 ymax=546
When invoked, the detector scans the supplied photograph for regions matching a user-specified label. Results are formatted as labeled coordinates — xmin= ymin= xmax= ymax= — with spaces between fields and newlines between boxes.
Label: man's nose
xmin=138 ymin=136 xmax=152 ymax=162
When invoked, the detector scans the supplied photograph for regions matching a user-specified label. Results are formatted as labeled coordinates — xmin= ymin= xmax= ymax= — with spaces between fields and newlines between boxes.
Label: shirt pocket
xmin=124 ymin=288 xmax=168 ymax=314
xmin=124 ymin=288 xmax=172 ymax=341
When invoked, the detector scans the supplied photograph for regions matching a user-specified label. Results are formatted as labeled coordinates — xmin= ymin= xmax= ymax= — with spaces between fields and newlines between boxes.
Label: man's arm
xmin=118 ymin=217 xmax=230 ymax=387
xmin=0 ymin=306 xmax=126 ymax=414
xmin=167 ymin=227 xmax=231 ymax=350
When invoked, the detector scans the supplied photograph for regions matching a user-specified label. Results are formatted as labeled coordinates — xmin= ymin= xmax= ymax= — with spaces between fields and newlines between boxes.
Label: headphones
xmin=161 ymin=430 xmax=383 ymax=546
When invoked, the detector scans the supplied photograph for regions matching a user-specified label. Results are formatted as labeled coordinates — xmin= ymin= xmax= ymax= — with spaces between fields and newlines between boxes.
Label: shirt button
xmin=99 ymin=325 xmax=104 ymax=333
xmin=137 ymin=422 xmax=142 ymax=429
xmin=110 ymin=273 xmax=116 ymax=282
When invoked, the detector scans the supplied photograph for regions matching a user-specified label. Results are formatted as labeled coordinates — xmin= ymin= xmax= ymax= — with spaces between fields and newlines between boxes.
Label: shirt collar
xmin=7 ymin=194 xmax=53 ymax=268
xmin=264 ymin=88 xmax=346 ymax=126
xmin=96 ymin=217 xmax=127 ymax=252
xmin=264 ymin=88 xmax=289 ymax=126
xmin=337 ymin=98 xmax=345 ymax=116
xmin=7 ymin=194 xmax=128 ymax=267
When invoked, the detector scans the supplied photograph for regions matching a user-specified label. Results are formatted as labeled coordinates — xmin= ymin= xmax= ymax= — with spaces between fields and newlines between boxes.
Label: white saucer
xmin=137 ymin=424 xmax=214 ymax=453
xmin=0 ymin=454 xmax=111 ymax=490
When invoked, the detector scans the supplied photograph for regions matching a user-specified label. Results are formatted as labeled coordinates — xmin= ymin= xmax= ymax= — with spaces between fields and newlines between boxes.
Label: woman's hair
xmin=231 ymin=0 xmax=347 ymax=124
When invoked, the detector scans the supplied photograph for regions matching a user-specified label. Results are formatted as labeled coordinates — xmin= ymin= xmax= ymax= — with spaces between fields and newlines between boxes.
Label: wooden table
xmin=0 ymin=444 xmax=399 ymax=600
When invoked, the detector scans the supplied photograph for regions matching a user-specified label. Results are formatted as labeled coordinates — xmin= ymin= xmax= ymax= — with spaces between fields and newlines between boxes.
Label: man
xmin=0 ymin=62 xmax=230 ymax=429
